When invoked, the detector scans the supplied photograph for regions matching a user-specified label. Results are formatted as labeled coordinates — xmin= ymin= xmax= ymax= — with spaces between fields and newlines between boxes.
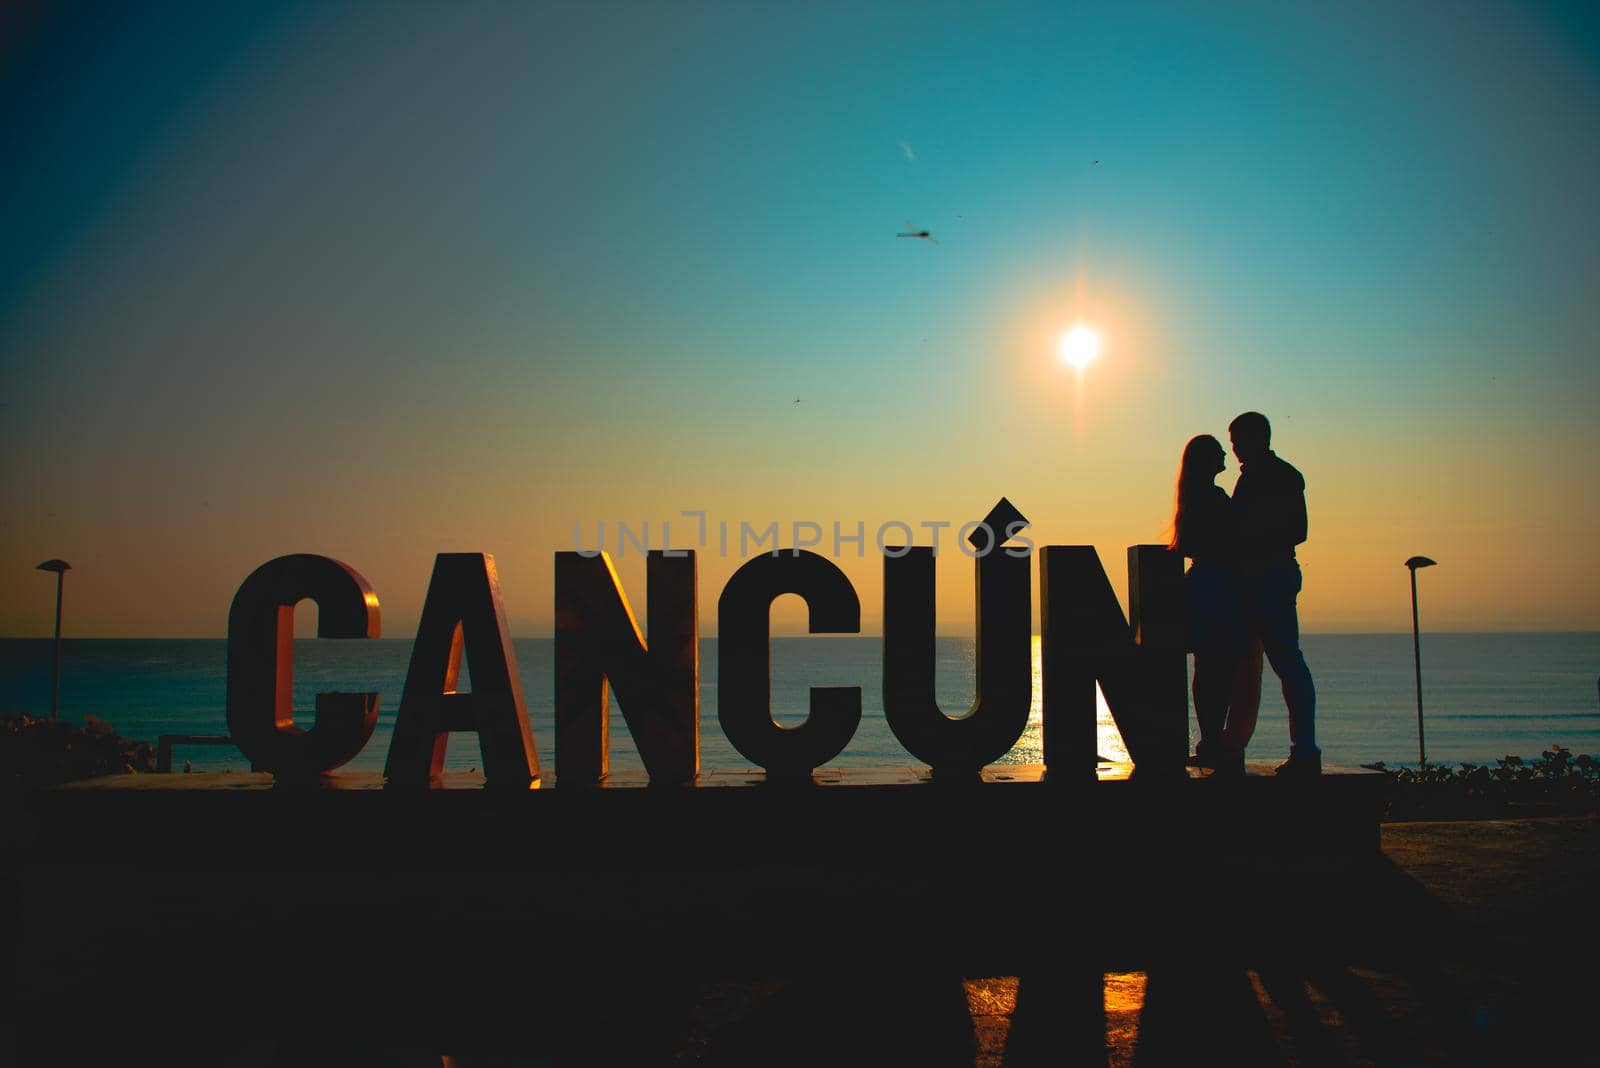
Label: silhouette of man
xmin=1222 ymin=412 xmax=1319 ymax=775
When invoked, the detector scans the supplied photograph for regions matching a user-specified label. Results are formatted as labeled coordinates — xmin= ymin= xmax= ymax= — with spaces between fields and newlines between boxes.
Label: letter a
xmin=385 ymin=553 xmax=540 ymax=786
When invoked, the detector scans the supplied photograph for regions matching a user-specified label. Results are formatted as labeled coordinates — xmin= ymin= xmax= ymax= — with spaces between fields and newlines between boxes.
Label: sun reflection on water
xmin=1007 ymin=636 xmax=1130 ymax=764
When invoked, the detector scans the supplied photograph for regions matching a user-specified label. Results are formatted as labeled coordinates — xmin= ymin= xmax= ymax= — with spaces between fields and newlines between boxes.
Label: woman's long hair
xmin=1169 ymin=435 xmax=1224 ymax=550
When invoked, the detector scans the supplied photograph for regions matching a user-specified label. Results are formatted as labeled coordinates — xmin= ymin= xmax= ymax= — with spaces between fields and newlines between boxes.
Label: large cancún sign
xmin=224 ymin=505 xmax=1188 ymax=785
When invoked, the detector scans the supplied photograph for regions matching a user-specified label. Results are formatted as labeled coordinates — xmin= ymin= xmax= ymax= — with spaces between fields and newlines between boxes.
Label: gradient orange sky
xmin=3 ymin=2 xmax=1597 ymax=637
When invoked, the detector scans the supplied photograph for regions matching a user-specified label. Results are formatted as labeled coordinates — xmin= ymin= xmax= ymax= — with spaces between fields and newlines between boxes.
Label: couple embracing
xmin=1171 ymin=412 xmax=1320 ymax=777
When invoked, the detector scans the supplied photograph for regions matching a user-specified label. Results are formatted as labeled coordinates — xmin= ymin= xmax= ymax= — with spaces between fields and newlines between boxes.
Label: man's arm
xmin=1261 ymin=465 xmax=1307 ymax=550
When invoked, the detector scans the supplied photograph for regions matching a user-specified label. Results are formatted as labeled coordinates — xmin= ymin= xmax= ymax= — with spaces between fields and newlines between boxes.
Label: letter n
xmin=554 ymin=550 xmax=698 ymax=785
xmin=1039 ymin=545 xmax=1187 ymax=774
xmin=385 ymin=553 xmax=540 ymax=786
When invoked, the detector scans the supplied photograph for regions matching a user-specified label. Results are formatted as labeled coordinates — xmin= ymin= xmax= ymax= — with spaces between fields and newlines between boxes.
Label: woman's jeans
xmin=1186 ymin=563 xmax=1242 ymax=755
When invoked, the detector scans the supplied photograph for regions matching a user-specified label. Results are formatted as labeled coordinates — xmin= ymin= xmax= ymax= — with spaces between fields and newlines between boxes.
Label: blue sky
xmin=2 ymin=0 xmax=1596 ymax=634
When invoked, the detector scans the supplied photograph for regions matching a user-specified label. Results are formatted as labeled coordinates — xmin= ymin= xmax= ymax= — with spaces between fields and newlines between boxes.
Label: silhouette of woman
xmin=1171 ymin=435 xmax=1244 ymax=772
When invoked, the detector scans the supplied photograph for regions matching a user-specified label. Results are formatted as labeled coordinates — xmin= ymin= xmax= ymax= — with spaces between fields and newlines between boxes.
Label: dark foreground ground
xmin=10 ymin=781 xmax=1599 ymax=1065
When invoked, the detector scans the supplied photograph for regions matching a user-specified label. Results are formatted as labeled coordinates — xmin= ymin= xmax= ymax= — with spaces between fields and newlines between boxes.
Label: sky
xmin=2 ymin=0 xmax=1597 ymax=637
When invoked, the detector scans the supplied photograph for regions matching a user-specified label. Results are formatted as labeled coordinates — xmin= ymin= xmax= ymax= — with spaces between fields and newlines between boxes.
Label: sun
xmin=1059 ymin=324 xmax=1101 ymax=370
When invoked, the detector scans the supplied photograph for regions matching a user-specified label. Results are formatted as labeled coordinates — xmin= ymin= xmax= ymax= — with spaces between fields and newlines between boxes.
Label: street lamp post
xmin=35 ymin=559 xmax=72 ymax=721
xmin=1405 ymin=556 xmax=1437 ymax=767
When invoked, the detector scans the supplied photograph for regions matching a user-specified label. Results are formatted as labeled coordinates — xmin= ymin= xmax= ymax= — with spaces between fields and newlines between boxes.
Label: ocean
xmin=2 ymin=634 xmax=1596 ymax=774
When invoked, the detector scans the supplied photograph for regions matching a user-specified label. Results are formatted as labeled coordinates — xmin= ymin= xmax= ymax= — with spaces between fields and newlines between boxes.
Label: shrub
xmin=1364 ymin=745 xmax=1599 ymax=819
xmin=1 ymin=712 xmax=156 ymax=789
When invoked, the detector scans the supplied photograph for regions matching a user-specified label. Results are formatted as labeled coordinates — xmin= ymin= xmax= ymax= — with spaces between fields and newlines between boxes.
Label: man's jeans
xmin=1221 ymin=563 xmax=1319 ymax=759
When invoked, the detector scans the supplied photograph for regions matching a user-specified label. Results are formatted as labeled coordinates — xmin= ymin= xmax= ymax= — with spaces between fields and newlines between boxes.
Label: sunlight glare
xmin=1059 ymin=324 xmax=1101 ymax=370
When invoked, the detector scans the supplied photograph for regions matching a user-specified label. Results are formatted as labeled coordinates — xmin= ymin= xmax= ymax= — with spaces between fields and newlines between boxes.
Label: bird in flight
xmin=897 ymin=220 xmax=938 ymax=245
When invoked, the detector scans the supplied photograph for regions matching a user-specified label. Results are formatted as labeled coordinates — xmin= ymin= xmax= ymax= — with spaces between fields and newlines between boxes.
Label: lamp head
xmin=1404 ymin=556 xmax=1437 ymax=571
xmin=35 ymin=559 xmax=72 ymax=574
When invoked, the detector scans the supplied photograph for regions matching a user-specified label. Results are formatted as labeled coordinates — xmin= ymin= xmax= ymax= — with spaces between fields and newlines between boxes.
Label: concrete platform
xmin=18 ymin=761 xmax=1389 ymax=874
xmin=13 ymin=762 xmax=1389 ymax=979
xmin=16 ymin=778 xmax=1591 ymax=1064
